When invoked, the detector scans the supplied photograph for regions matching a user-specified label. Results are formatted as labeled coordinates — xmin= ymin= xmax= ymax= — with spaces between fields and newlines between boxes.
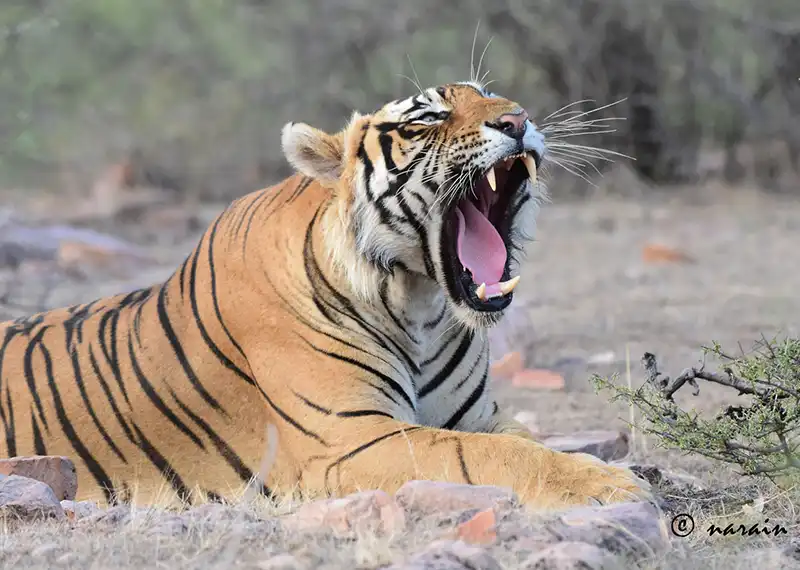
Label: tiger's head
xmin=282 ymin=82 xmax=546 ymax=329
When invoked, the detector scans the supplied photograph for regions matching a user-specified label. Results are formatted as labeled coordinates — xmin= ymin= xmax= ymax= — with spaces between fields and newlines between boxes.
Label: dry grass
xmin=1 ymin=181 xmax=799 ymax=568
xmin=0 ymin=472 xmax=797 ymax=569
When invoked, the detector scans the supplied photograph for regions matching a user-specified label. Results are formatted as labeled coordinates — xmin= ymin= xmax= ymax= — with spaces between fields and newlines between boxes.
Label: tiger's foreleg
xmin=299 ymin=418 xmax=651 ymax=511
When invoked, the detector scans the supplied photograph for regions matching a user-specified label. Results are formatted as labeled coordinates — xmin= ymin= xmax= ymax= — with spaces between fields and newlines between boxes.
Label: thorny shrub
xmin=593 ymin=336 xmax=800 ymax=483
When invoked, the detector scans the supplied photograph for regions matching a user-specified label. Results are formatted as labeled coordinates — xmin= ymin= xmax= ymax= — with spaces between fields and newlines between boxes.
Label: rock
xmin=281 ymin=490 xmax=405 ymax=535
xmin=61 ymin=500 xmax=101 ymax=521
xmin=0 ymin=474 xmax=65 ymax=521
xmin=540 ymin=431 xmax=630 ymax=462
xmin=0 ymin=223 xmax=150 ymax=269
xmin=511 ymin=369 xmax=566 ymax=390
xmin=489 ymin=351 xmax=524 ymax=380
xmin=258 ymin=554 xmax=304 ymax=570
xmin=395 ymin=481 xmax=517 ymax=518
xmin=387 ymin=540 xmax=501 ymax=570
xmin=0 ymin=456 xmax=78 ymax=500
xmin=641 ymin=243 xmax=694 ymax=264
xmin=522 ymin=541 xmax=615 ymax=569
xmin=551 ymin=501 xmax=670 ymax=557
xmin=454 ymin=508 xmax=497 ymax=545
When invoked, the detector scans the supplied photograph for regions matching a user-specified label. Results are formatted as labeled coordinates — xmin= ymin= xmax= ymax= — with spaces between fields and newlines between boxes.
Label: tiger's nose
xmin=487 ymin=109 xmax=529 ymax=140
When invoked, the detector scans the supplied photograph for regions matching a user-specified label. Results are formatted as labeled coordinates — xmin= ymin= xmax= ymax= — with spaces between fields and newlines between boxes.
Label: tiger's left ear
xmin=281 ymin=122 xmax=345 ymax=183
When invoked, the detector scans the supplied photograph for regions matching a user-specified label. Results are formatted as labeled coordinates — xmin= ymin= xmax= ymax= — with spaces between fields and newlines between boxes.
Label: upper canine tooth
xmin=476 ymin=282 xmax=487 ymax=301
xmin=523 ymin=154 xmax=537 ymax=185
xmin=499 ymin=276 xmax=520 ymax=296
xmin=486 ymin=168 xmax=497 ymax=192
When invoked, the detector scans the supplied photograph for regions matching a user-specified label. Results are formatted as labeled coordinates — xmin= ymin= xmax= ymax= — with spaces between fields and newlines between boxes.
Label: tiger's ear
xmin=281 ymin=122 xmax=345 ymax=183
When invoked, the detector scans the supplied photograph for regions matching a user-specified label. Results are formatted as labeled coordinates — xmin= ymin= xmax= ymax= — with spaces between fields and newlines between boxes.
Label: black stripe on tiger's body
xmin=0 ymin=81 xmax=651 ymax=510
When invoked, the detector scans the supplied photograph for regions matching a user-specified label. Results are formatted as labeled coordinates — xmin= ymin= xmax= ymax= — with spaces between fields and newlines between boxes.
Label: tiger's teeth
xmin=523 ymin=154 xmax=537 ymax=185
xmin=475 ymin=283 xmax=487 ymax=301
xmin=499 ymin=276 xmax=520 ymax=296
xmin=486 ymin=168 xmax=497 ymax=192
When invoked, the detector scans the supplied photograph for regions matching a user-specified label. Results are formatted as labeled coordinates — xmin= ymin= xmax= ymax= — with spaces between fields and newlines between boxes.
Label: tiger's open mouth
xmin=441 ymin=152 xmax=539 ymax=312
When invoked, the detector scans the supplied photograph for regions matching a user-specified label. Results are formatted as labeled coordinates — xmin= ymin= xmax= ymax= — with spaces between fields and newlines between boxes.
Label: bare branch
xmin=642 ymin=351 xmax=774 ymax=400
xmin=597 ymin=339 xmax=800 ymax=479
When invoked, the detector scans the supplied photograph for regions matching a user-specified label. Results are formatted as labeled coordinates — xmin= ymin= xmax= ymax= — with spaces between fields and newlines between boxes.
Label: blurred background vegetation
xmin=0 ymin=0 xmax=797 ymax=200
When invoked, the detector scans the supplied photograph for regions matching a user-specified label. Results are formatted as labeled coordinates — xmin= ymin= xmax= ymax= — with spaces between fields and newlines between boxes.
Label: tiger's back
xmin=0 ymin=177 xmax=321 ymax=504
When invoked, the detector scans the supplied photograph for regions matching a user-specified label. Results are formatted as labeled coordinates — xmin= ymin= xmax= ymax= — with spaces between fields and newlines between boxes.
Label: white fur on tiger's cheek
xmin=522 ymin=120 xmax=546 ymax=161
xmin=511 ymin=183 xmax=544 ymax=244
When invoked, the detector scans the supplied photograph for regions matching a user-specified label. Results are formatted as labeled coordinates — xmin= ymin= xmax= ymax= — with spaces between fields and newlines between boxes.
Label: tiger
xmin=0 ymin=81 xmax=651 ymax=509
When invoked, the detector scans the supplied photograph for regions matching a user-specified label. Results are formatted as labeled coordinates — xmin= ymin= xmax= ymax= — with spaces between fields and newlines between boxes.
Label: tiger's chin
xmin=440 ymin=152 xmax=538 ymax=329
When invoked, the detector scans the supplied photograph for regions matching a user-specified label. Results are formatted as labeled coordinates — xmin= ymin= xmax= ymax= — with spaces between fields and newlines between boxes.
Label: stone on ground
xmin=0 ymin=474 xmax=65 ymax=522
xmin=511 ymin=368 xmax=566 ymax=390
xmin=61 ymin=500 xmax=101 ymax=521
xmin=281 ymin=489 xmax=405 ymax=535
xmin=454 ymin=508 xmax=497 ymax=545
xmin=552 ymin=501 xmax=670 ymax=557
xmin=394 ymin=481 xmax=517 ymax=518
xmin=540 ymin=430 xmax=630 ymax=462
xmin=0 ymin=455 xmax=77 ymax=500
xmin=387 ymin=540 xmax=501 ymax=570
xmin=522 ymin=541 xmax=616 ymax=569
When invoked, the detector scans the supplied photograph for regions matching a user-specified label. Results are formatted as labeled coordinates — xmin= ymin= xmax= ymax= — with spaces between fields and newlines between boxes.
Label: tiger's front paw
xmin=571 ymin=452 xmax=653 ymax=505
xmin=525 ymin=450 xmax=654 ymax=510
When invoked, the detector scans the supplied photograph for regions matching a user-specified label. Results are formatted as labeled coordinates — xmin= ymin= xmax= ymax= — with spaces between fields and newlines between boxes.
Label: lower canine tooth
xmin=499 ymin=276 xmax=520 ymax=295
xmin=523 ymin=154 xmax=537 ymax=185
xmin=475 ymin=283 xmax=487 ymax=301
xmin=486 ymin=168 xmax=497 ymax=192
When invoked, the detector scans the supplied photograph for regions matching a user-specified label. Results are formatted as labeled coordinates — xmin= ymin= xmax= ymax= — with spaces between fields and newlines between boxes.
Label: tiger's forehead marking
xmin=376 ymin=83 xmax=522 ymax=126
xmin=379 ymin=83 xmax=494 ymax=118
xmin=380 ymin=90 xmax=449 ymax=119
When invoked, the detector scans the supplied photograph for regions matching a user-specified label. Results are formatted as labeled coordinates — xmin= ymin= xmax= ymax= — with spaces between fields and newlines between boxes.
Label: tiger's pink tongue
xmin=455 ymin=199 xmax=507 ymax=288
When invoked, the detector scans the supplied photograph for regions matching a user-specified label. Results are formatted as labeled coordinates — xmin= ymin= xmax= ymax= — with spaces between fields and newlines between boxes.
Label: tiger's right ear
xmin=281 ymin=122 xmax=345 ymax=183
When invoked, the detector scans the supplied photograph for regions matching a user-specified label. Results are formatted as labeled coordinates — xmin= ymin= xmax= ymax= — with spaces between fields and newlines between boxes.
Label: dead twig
xmin=642 ymin=351 xmax=774 ymax=400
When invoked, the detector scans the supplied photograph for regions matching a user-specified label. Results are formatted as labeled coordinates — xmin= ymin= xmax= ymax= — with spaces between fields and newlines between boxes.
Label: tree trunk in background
xmin=598 ymin=19 xmax=674 ymax=182
xmin=774 ymin=31 xmax=800 ymax=173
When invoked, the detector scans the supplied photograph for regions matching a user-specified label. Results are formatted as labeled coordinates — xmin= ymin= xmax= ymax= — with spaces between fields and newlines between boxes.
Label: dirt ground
xmin=1 ymin=180 xmax=799 ymax=568
xmin=498 ymin=180 xmax=800 ymax=426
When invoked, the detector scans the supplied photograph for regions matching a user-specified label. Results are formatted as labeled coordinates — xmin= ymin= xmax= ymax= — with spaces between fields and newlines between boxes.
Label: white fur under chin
xmin=320 ymin=176 xmax=548 ymax=333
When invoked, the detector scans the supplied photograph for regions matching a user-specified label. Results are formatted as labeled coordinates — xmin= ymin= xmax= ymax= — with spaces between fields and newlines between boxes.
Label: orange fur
xmin=0 ymin=84 xmax=650 ymax=509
